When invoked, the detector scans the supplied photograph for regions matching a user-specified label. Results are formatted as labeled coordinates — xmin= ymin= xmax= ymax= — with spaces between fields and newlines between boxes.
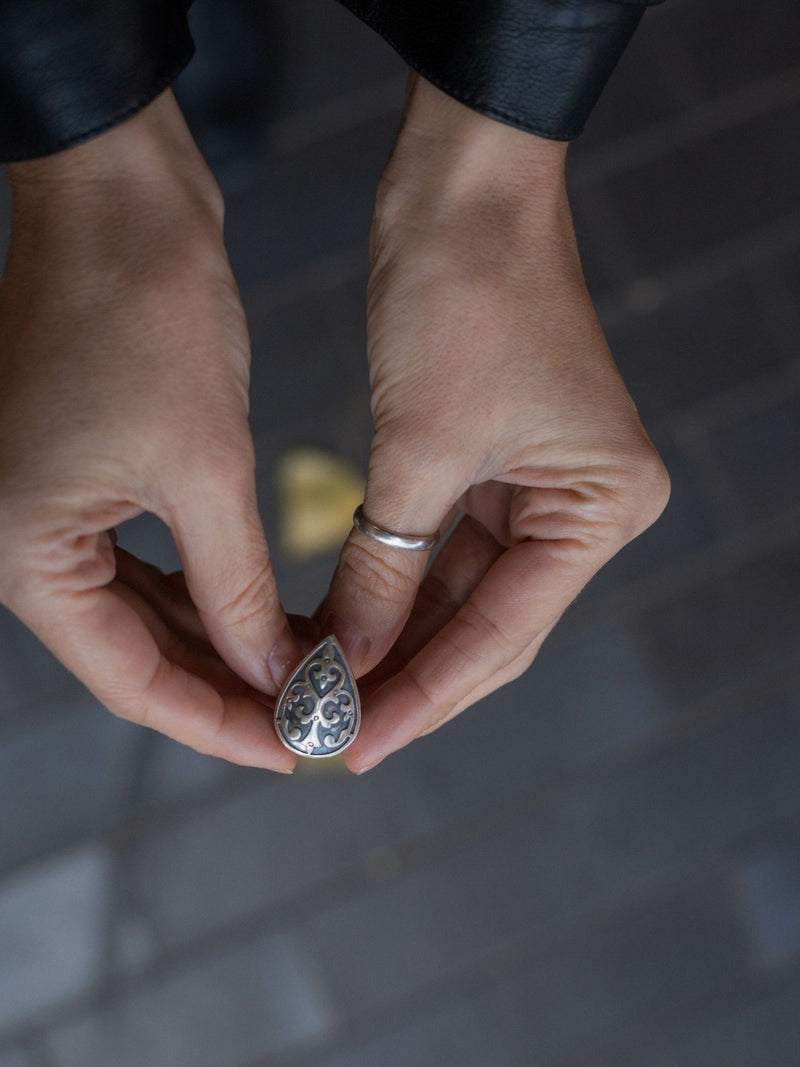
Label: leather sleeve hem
xmin=0 ymin=1 xmax=194 ymax=163
xmin=0 ymin=48 xmax=194 ymax=164
xmin=336 ymin=0 xmax=648 ymax=141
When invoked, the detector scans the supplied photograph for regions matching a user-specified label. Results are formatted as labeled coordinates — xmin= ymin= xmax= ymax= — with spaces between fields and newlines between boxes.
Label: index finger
xmin=342 ymin=534 xmax=605 ymax=773
xmin=26 ymin=582 xmax=296 ymax=772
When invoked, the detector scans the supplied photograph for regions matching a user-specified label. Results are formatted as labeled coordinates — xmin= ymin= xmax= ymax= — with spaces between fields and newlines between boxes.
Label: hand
xmin=0 ymin=91 xmax=300 ymax=771
xmin=321 ymin=76 xmax=670 ymax=773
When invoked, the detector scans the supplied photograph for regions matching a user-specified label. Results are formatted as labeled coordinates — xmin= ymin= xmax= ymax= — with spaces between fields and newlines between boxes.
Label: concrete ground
xmin=1 ymin=0 xmax=799 ymax=1063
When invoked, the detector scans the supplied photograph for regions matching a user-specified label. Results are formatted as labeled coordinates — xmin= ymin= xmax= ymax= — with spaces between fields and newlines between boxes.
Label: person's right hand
xmin=0 ymin=90 xmax=299 ymax=771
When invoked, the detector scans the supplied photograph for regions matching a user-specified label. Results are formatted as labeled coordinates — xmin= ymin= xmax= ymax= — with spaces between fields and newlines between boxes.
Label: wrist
xmin=373 ymin=76 xmax=579 ymax=285
xmin=377 ymin=74 xmax=568 ymax=227
xmin=4 ymin=91 xmax=224 ymax=256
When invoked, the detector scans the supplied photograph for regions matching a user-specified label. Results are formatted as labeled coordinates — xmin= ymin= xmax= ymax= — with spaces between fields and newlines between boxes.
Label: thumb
xmin=169 ymin=476 xmax=300 ymax=695
xmin=320 ymin=444 xmax=454 ymax=677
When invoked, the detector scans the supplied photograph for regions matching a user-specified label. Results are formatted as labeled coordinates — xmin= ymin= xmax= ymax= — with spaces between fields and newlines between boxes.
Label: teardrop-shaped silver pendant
xmin=274 ymin=635 xmax=360 ymax=758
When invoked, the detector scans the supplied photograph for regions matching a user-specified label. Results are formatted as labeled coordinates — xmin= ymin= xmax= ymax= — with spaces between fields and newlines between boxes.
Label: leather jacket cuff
xmin=337 ymin=0 xmax=659 ymax=140
xmin=0 ymin=0 xmax=194 ymax=163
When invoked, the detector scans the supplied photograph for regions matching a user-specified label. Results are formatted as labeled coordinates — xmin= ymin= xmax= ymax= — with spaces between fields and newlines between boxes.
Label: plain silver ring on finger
xmin=353 ymin=504 xmax=440 ymax=552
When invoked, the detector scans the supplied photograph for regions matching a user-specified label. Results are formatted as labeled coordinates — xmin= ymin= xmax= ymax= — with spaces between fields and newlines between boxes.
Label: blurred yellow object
xmin=277 ymin=447 xmax=365 ymax=559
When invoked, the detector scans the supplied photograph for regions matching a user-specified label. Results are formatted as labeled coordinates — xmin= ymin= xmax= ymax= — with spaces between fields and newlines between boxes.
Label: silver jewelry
xmin=353 ymin=504 xmax=439 ymax=552
xmin=274 ymin=636 xmax=360 ymax=758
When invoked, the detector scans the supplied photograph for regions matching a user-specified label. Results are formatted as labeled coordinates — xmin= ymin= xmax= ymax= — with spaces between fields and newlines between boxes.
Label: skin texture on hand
xmin=0 ymin=78 xmax=667 ymax=777
xmin=0 ymin=90 xmax=300 ymax=771
xmin=322 ymin=75 xmax=670 ymax=773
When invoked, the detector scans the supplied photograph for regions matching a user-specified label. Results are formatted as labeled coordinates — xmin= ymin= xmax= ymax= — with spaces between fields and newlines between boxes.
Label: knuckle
xmin=558 ymin=441 xmax=671 ymax=551
xmin=622 ymin=448 xmax=672 ymax=541
xmin=164 ymin=419 xmax=255 ymax=506
xmin=369 ymin=420 xmax=469 ymax=494
xmin=456 ymin=601 xmax=522 ymax=663
xmin=213 ymin=562 xmax=274 ymax=628
xmin=196 ymin=444 xmax=255 ymax=500
xmin=406 ymin=670 xmax=441 ymax=717
xmin=406 ymin=671 xmax=455 ymax=737
xmin=110 ymin=657 xmax=166 ymax=731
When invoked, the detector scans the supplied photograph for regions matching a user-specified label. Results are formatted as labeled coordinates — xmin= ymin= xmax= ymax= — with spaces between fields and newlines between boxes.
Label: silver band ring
xmin=353 ymin=505 xmax=440 ymax=552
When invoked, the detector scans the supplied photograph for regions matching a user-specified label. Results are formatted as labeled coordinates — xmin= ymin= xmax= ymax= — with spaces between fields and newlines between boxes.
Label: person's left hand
xmin=320 ymin=77 xmax=670 ymax=773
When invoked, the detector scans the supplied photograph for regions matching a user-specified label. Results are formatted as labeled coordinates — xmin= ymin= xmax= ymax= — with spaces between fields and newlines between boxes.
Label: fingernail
xmin=345 ymin=746 xmax=382 ymax=776
xmin=354 ymin=756 xmax=383 ymax=776
xmin=324 ymin=613 xmax=370 ymax=670
xmin=268 ymin=627 xmax=299 ymax=690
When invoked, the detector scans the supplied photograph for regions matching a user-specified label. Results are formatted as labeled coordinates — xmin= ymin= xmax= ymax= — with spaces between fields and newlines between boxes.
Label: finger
xmin=320 ymin=444 xmax=461 ymax=676
xmin=362 ymin=513 xmax=505 ymax=689
xmin=396 ymin=513 xmax=506 ymax=656
xmin=109 ymin=575 xmax=253 ymax=695
xmin=343 ymin=535 xmax=605 ymax=773
xmin=418 ymin=629 xmax=550 ymax=732
xmin=113 ymin=551 xmax=272 ymax=702
xmin=27 ymin=583 xmax=296 ymax=771
xmin=168 ymin=471 xmax=301 ymax=696
xmin=113 ymin=547 xmax=212 ymax=650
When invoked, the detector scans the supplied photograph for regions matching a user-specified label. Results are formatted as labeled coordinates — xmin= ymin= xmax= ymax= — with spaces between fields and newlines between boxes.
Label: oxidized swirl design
xmin=274 ymin=636 xmax=360 ymax=757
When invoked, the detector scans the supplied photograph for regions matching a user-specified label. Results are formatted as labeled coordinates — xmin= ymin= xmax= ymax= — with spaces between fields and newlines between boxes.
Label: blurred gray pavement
xmin=1 ymin=0 xmax=799 ymax=1063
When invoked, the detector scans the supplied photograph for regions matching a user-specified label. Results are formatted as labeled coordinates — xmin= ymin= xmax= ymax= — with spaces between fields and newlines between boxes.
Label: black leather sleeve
xmin=0 ymin=0 xmax=193 ymax=163
xmin=337 ymin=0 xmax=663 ymax=140
xmin=0 ymin=0 xmax=660 ymax=164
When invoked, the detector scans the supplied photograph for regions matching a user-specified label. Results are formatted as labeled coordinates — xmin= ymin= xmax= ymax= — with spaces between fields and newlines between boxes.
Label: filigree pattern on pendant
xmin=274 ymin=636 xmax=360 ymax=757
